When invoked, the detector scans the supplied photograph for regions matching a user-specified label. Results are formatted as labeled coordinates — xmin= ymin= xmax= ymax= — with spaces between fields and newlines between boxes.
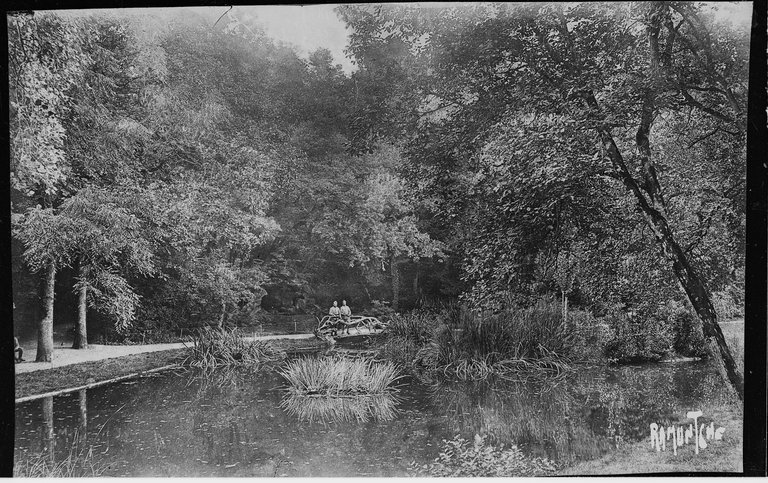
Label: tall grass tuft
xmin=182 ymin=327 xmax=285 ymax=369
xmin=422 ymin=300 xmax=576 ymax=380
xmin=14 ymin=439 xmax=108 ymax=477
xmin=280 ymin=356 xmax=403 ymax=396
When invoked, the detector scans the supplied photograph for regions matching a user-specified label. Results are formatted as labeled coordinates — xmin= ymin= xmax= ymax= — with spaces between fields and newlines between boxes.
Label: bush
xmin=369 ymin=299 xmax=396 ymax=319
xmin=666 ymin=306 xmax=708 ymax=358
xmin=182 ymin=327 xmax=285 ymax=369
xmin=603 ymin=311 xmax=673 ymax=363
xmin=711 ymin=290 xmax=743 ymax=320
xmin=410 ymin=434 xmax=556 ymax=477
xmin=565 ymin=309 xmax=611 ymax=361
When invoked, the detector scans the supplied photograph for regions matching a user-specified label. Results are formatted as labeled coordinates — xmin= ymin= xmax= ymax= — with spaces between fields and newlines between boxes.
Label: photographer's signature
xmin=649 ymin=411 xmax=725 ymax=455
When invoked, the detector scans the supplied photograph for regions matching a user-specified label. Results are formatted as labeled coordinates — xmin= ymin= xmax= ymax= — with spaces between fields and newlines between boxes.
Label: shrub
xmin=603 ymin=311 xmax=673 ymax=363
xmin=410 ymin=434 xmax=556 ymax=477
xmin=279 ymin=356 xmax=403 ymax=396
xmin=666 ymin=306 xmax=708 ymax=358
xmin=369 ymin=299 xmax=396 ymax=319
xmin=565 ymin=309 xmax=611 ymax=361
xmin=182 ymin=327 xmax=285 ymax=369
xmin=711 ymin=289 xmax=743 ymax=320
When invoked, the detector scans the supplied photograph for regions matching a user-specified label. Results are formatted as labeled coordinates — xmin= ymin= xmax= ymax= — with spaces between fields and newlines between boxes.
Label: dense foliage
xmin=11 ymin=3 xmax=746 ymax=394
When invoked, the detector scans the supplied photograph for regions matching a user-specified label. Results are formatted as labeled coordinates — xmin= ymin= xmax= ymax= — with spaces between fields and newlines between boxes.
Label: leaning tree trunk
xmin=73 ymin=263 xmax=88 ymax=349
xmin=36 ymin=261 xmax=56 ymax=362
xmin=390 ymin=252 xmax=400 ymax=312
xmin=585 ymin=89 xmax=744 ymax=400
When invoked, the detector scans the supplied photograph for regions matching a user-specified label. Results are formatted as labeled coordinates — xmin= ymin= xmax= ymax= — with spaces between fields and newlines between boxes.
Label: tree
xmin=339 ymin=3 xmax=748 ymax=398
xmin=61 ymin=188 xmax=155 ymax=348
xmin=9 ymin=12 xmax=90 ymax=361
xmin=14 ymin=207 xmax=78 ymax=361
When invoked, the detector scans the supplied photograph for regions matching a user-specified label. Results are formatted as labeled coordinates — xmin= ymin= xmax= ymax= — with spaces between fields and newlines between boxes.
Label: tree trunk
xmin=390 ymin=253 xmax=400 ymax=312
xmin=585 ymin=90 xmax=744 ymax=400
xmin=73 ymin=263 xmax=88 ymax=349
xmin=413 ymin=266 xmax=420 ymax=305
xmin=36 ymin=262 xmax=56 ymax=362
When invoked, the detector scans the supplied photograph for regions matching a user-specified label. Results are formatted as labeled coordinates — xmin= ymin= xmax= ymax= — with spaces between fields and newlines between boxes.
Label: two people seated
xmin=328 ymin=300 xmax=352 ymax=335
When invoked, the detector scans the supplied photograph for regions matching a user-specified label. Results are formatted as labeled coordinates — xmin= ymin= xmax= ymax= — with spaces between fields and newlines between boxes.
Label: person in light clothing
xmin=339 ymin=300 xmax=352 ymax=334
xmin=340 ymin=300 xmax=352 ymax=319
xmin=329 ymin=301 xmax=341 ymax=317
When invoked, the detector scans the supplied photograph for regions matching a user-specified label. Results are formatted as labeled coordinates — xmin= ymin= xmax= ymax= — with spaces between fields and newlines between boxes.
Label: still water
xmin=14 ymin=354 xmax=741 ymax=476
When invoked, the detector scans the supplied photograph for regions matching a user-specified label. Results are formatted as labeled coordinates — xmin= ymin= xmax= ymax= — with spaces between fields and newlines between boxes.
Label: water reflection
xmin=280 ymin=392 xmax=400 ymax=423
xmin=14 ymin=358 xmax=741 ymax=476
xmin=42 ymin=397 xmax=54 ymax=463
xmin=424 ymin=361 xmax=740 ymax=466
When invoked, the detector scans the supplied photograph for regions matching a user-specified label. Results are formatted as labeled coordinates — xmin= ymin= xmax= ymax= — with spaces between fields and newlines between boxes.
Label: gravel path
xmin=15 ymin=333 xmax=316 ymax=374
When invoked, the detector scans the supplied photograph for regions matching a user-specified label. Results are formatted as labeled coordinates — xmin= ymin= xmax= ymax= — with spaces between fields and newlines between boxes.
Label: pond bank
xmin=557 ymin=403 xmax=743 ymax=475
xmin=15 ymin=333 xmax=319 ymax=374
xmin=14 ymin=336 xmax=327 ymax=400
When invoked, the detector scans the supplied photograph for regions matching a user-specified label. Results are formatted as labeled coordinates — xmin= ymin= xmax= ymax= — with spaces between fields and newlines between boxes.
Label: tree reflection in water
xmin=427 ymin=376 xmax=613 ymax=465
xmin=425 ymin=361 xmax=738 ymax=466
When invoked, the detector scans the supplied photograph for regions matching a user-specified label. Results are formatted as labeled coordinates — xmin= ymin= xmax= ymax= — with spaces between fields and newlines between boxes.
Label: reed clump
xmin=279 ymin=356 xmax=403 ymax=396
xmin=14 ymin=441 xmax=107 ymax=477
xmin=381 ymin=299 xmax=593 ymax=381
xmin=182 ymin=327 xmax=285 ymax=369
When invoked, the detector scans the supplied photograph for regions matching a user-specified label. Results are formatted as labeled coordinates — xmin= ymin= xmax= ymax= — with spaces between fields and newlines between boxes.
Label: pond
xmin=14 ymin=352 xmax=742 ymax=476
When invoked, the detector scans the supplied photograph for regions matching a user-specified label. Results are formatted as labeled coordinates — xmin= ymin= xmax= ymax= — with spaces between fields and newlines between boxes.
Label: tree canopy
xmin=10 ymin=2 xmax=748 ymax=398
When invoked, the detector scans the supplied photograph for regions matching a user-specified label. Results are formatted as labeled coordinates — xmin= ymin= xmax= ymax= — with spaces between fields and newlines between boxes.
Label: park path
xmin=15 ymin=333 xmax=316 ymax=375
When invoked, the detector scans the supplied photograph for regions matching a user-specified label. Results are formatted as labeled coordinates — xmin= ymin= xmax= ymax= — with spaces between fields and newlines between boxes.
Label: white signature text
xmin=649 ymin=411 xmax=725 ymax=455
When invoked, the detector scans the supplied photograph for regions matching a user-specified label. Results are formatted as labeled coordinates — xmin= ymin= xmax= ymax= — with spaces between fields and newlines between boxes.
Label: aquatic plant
xmin=386 ymin=311 xmax=440 ymax=345
xmin=410 ymin=434 xmax=556 ymax=477
xmin=279 ymin=356 xmax=403 ymax=396
xmin=414 ymin=300 xmax=578 ymax=380
xmin=182 ymin=327 xmax=285 ymax=369
xmin=280 ymin=392 xmax=400 ymax=423
xmin=13 ymin=441 xmax=108 ymax=477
